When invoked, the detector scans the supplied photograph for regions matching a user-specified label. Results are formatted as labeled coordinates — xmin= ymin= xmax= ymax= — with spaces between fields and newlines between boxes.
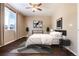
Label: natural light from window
xmin=4 ymin=7 xmax=16 ymax=31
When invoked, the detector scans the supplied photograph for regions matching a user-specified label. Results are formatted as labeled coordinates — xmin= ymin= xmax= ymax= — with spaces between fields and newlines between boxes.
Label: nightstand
xmin=59 ymin=39 xmax=71 ymax=47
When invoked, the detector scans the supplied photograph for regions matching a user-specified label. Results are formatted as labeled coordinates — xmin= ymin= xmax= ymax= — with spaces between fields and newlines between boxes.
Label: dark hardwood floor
xmin=0 ymin=37 xmax=75 ymax=56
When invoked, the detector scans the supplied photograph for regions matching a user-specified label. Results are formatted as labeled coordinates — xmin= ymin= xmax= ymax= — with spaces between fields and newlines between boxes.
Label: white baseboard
xmin=4 ymin=39 xmax=17 ymax=46
xmin=18 ymin=36 xmax=26 ymax=39
xmin=0 ymin=45 xmax=2 ymax=48
xmin=64 ymin=47 xmax=77 ymax=56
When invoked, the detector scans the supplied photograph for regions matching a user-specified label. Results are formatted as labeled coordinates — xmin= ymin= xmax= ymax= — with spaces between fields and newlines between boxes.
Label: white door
xmin=4 ymin=7 xmax=16 ymax=45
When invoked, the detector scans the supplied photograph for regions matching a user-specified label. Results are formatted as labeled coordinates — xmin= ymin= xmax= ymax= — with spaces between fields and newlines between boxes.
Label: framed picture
xmin=56 ymin=17 xmax=63 ymax=29
xmin=33 ymin=20 xmax=43 ymax=28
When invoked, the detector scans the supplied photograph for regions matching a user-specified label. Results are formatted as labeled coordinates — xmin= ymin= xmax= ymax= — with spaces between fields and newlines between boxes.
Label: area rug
xmin=10 ymin=42 xmax=52 ymax=53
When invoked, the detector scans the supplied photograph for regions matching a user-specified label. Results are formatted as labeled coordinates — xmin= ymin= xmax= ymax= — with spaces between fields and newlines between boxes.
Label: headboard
xmin=54 ymin=30 xmax=67 ymax=36
xmin=32 ymin=30 xmax=43 ymax=34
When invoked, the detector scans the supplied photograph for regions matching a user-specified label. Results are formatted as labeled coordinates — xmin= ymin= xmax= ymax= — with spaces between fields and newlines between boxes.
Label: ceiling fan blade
xmin=37 ymin=8 xmax=42 ymax=11
xmin=37 ymin=3 xmax=42 ymax=6
xmin=29 ymin=3 xmax=33 ymax=6
xmin=25 ymin=7 xmax=31 ymax=9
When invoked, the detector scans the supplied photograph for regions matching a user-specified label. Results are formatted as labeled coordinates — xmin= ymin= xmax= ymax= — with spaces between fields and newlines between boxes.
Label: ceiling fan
xmin=25 ymin=3 xmax=42 ymax=12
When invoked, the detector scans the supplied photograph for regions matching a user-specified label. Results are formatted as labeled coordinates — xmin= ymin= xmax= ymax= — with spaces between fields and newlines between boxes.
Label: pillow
xmin=50 ymin=31 xmax=62 ymax=39
xmin=62 ymin=35 xmax=66 ymax=39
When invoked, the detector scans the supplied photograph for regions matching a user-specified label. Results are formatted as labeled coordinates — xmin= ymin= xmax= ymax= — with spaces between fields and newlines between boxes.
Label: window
xmin=4 ymin=7 xmax=16 ymax=31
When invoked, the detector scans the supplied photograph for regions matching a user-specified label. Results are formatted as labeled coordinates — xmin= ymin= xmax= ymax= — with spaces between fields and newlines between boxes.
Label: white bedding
xmin=25 ymin=33 xmax=62 ymax=47
xmin=25 ymin=34 xmax=53 ymax=47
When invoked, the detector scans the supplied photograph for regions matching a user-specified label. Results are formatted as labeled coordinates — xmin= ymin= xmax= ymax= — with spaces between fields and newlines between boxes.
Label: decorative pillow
xmin=62 ymin=35 xmax=66 ymax=39
xmin=50 ymin=31 xmax=62 ymax=39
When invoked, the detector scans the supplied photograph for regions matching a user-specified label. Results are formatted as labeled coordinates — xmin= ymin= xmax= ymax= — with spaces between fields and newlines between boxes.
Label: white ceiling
xmin=9 ymin=3 xmax=59 ymax=16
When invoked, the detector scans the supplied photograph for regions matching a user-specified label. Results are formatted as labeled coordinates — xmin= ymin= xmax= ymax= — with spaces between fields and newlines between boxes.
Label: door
xmin=4 ymin=7 xmax=16 ymax=45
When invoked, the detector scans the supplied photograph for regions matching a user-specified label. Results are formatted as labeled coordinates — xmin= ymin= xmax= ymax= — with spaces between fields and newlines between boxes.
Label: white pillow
xmin=50 ymin=31 xmax=62 ymax=39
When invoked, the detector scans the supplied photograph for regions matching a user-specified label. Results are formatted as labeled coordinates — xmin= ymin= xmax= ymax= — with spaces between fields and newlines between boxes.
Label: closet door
xmin=4 ymin=7 xmax=16 ymax=45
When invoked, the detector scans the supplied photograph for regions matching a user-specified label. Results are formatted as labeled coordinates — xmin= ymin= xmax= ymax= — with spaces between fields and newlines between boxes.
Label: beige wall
xmin=17 ymin=13 xmax=26 ymax=39
xmin=24 ymin=16 xmax=52 ymax=35
xmin=52 ymin=3 xmax=77 ymax=55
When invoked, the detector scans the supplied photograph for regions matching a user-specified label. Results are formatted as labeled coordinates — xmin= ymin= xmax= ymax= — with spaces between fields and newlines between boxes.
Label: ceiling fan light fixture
xmin=26 ymin=3 xmax=42 ymax=12
xmin=32 ymin=8 xmax=37 ymax=12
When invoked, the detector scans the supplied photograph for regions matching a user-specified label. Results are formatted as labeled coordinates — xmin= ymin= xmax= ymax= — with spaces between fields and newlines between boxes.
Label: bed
xmin=25 ymin=30 xmax=67 ymax=47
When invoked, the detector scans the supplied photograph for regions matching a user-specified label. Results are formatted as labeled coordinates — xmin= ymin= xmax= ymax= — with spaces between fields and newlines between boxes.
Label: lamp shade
xmin=46 ymin=27 xmax=50 ymax=32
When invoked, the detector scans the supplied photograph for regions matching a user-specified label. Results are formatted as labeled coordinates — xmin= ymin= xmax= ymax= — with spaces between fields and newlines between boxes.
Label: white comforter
xmin=25 ymin=34 xmax=53 ymax=47
xmin=17 ymin=32 xmax=62 ymax=51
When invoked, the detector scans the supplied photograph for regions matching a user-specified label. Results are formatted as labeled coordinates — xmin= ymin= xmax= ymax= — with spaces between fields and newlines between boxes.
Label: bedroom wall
xmin=17 ymin=13 xmax=26 ymax=39
xmin=24 ymin=16 xmax=52 ymax=35
xmin=52 ymin=3 xmax=77 ymax=55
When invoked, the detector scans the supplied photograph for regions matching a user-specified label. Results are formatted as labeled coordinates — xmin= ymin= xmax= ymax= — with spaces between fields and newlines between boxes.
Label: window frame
xmin=4 ymin=4 xmax=17 ymax=30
